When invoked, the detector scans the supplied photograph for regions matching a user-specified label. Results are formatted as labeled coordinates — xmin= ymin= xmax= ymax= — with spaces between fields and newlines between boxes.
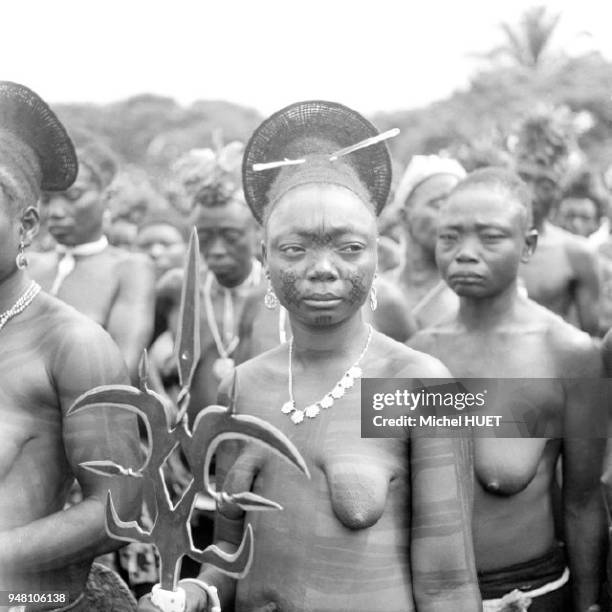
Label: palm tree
xmin=484 ymin=5 xmax=562 ymax=69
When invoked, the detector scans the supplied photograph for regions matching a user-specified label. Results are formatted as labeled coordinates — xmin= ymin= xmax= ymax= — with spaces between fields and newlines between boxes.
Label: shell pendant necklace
xmin=282 ymin=324 xmax=373 ymax=424
xmin=0 ymin=281 xmax=41 ymax=332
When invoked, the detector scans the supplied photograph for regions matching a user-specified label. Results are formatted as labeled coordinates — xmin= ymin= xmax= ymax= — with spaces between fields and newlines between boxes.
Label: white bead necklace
xmin=0 ymin=281 xmax=41 ymax=332
xmin=281 ymin=324 xmax=373 ymax=424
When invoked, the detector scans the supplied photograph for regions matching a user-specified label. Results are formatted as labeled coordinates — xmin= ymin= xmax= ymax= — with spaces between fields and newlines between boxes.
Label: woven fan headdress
xmin=0 ymin=81 xmax=78 ymax=191
xmin=242 ymin=100 xmax=398 ymax=224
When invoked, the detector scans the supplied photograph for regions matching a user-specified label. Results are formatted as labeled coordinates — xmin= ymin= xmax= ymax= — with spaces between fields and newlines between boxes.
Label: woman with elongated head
xmin=0 ymin=82 xmax=141 ymax=610
xmin=141 ymin=101 xmax=480 ymax=612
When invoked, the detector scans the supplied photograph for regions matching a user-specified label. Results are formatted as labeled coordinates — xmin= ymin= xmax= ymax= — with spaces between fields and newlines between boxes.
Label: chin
xmin=451 ymin=284 xmax=490 ymax=299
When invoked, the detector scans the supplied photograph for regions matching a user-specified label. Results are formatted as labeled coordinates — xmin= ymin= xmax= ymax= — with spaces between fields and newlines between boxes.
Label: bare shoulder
xmin=372 ymin=330 xmax=451 ymax=378
xmin=542 ymin=306 xmax=601 ymax=376
xmin=34 ymin=292 xmax=128 ymax=387
xmin=562 ymin=230 xmax=598 ymax=271
xmin=235 ymin=342 xmax=288 ymax=379
xmin=107 ymin=246 xmax=154 ymax=274
xmin=406 ymin=318 xmax=455 ymax=354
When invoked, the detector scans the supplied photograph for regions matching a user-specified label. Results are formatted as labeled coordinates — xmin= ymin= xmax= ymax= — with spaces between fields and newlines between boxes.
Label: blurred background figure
xmin=513 ymin=113 xmax=600 ymax=335
xmin=135 ymin=211 xmax=188 ymax=279
xmin=555 ymin=168 xmax=608 ymax=239
xmin=29 ymin=137 xmax=156 ymax=382
xmin=108 ymin=217 xmax=138 ymax=249
xmin=390 ymin=154 xmax=466 ymax=330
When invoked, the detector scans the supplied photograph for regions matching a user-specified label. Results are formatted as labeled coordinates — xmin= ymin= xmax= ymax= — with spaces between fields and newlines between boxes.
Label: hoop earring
xmin=264 ymin=280 xmax=279 ymax=310
xmin=369 ymin=285 xmax=378 ymax=311
xmin=16 ymin=240 xmax=28 ymax=270
xmin=370 ymin=272 xmax=378 ymax=312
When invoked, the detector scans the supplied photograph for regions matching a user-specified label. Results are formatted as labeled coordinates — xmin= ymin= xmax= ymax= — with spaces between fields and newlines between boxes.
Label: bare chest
xmin=33 ymin=258 xmax=120 ymax=327
xmin=238 ymin=391 xmax=407 ymax=531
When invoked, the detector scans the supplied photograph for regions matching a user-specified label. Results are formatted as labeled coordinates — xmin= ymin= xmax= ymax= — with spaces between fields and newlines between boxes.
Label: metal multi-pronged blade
xmin=69 ymin=385 xmax=176 ymax=461
xmin=189 ymin=524 xmax=254 ymax=579
xmin=70 ymin=384 xmax=178 ymax=516
xmin=65 ymin=224 xmax=311 ymax=599
xmin=175 ymin=228 xmax=201 ymax=415
xmin=79 ymin=460 xmax=143 ymax=478
xmin=105 ymin=490 xmax=153 ymax=544
xmin=180 ymin=405 xmax=309 ymax=509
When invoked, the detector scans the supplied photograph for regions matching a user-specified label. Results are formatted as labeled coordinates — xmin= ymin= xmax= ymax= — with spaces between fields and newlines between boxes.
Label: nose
xmin=206 ymin=236 xmax=228 ymax=259
xmin=455 ymin=236 xmax=480 ymax=263
xmin=47 ymin=196 xmax=67 ymax=219
xmin=306 ymin=251 xmax=339 ymax=282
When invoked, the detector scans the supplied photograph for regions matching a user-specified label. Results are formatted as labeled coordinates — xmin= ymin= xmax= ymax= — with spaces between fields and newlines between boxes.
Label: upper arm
xmin=107 ymin=254 xmax=156 ymax=378
xmin=568 ymin=242 xmax=600 ymax=334
xmin=560 ymin=334 xmax=606 ymax=502
xmin=410 ymin=433 xmax=476 ymax=590
xmin=54 ymin=323 xmax=142 ymax=509
xmin=402 ymin=357 xmax=477 ymax=589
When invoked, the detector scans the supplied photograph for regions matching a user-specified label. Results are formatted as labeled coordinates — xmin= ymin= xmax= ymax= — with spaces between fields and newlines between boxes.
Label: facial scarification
xmin=278 ymin=270 xmax=301 ymax=306
xmin=307 ymin=233 xmax=336 ymax=247
xmin=347 ymin=272 xmax=369 ymax=305
xmin=277 ymin=269 xmax=369 ymax=308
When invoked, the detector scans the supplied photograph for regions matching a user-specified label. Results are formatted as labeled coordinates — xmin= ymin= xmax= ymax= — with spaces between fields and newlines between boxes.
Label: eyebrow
xmin=440 ymin=221 xmax=510 ymax=231
xmin=293 ymin=227 xmax=365 ymax=239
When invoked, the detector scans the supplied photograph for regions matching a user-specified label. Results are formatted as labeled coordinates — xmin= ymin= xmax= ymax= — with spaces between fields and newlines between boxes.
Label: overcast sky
xmin=3 ymin=0 xmax=611 ymax=114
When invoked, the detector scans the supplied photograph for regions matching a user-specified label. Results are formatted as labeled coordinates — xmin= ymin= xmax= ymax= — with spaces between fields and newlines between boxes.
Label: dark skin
xmin=141 ymin=183 xmax=480 ymax=612
xmin=0 ymin=198 xmax=142 ymax=605
xmin=185 ymin=201 xmax=264 ymax=421
xmin=409 ymin=183 xmax=606 ymax=611
xmin=29 ymin=164 xmax=155 ymax=382
xmin=518 ymin=170 xmax=600 ymax=335
xmin=393 ymin=174 xmax=461 ymax=331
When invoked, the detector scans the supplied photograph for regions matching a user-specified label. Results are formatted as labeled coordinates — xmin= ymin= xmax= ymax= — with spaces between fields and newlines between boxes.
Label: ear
xmin=521 ymin=229 xmax=538 ymax=263
xmin=261 ymin=240 xmax=268 ymax=269
xmin=19 ymin=206 xmax=40 ymax=245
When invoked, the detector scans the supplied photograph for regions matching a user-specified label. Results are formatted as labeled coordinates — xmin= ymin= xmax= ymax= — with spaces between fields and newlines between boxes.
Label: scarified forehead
xmin=265 ymin=182 xmax=377 ymax=242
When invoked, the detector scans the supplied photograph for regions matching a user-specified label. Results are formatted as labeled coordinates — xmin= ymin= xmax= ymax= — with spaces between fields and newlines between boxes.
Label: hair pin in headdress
xmin=253 ymin=158 xmax=306 ymax=172
xmin=328 ymin=128 xmax=400 ymax=162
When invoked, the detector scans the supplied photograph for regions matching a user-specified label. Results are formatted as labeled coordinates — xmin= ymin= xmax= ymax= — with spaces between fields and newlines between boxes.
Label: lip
xmin=303 ymin=295 xmax=343 ymax=308
xmin=449 ymin=273 xmax=483 ymax=283
xmin=305 ymin=293 xmax=340 ymax=300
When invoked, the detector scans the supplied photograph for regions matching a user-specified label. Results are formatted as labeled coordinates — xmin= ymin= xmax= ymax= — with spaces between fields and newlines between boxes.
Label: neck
xmin=291 ymin=312 xmax=369 ymax=360
xmin=0 ymin=268 xmax=31 ymax=312
xmin=71 ymin=232 xmax=105 ymax=248
xmin=457 ymin=281 xmax=521 ymax=330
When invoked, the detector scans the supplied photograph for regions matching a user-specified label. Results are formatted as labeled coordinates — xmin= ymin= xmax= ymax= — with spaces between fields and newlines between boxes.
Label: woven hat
xmin=394 ymin=154 xmax=466 ymax=209
xmin=0 ymin=81 xmax=77 ymax=193
xmin=242 ymin=100 xmax=393 ymax=224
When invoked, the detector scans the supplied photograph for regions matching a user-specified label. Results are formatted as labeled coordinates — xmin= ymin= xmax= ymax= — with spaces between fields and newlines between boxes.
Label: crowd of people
xmin=2 ymin=80 xmax=612 ymax=612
